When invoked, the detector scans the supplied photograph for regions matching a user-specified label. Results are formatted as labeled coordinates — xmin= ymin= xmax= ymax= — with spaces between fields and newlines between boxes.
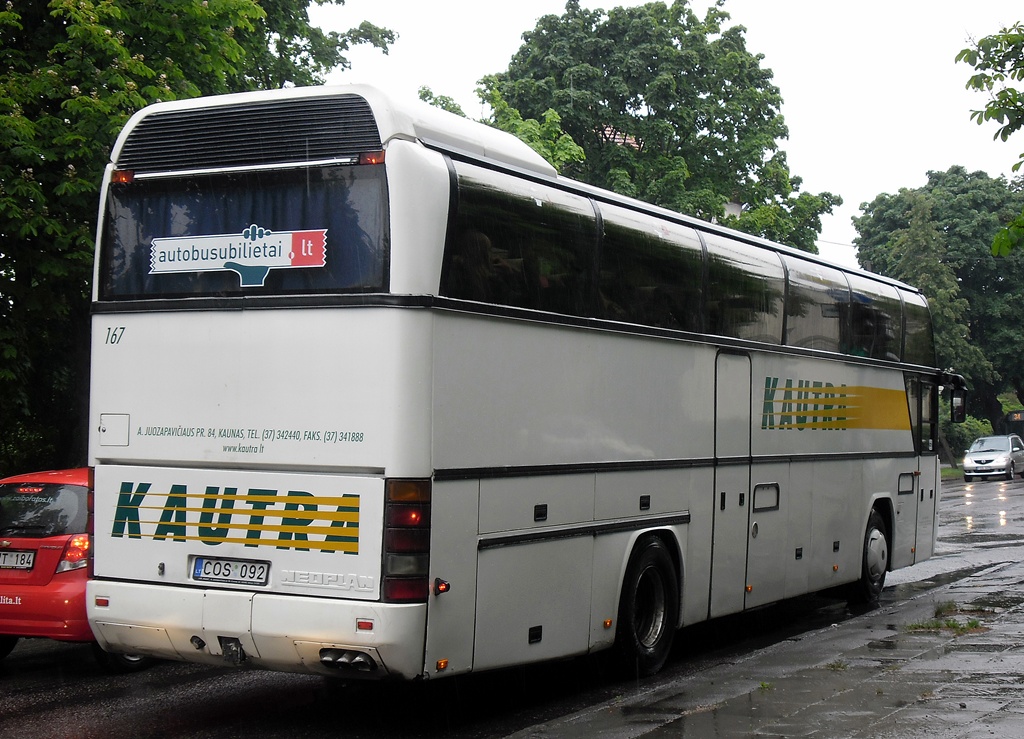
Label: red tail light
xmin=56 ymin=534 xmax=90 ymax=573
xmin=382 ymin=479 xmax=430 ymax=603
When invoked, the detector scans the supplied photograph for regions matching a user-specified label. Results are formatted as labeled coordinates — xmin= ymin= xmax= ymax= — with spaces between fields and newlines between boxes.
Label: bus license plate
xmin=0 ymin=550 xmax=34 ymax=569
xmin=192 ymin=557 xmax=270 ymax=586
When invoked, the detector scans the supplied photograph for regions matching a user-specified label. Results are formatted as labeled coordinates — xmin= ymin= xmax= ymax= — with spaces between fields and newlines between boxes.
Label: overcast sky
xmin=310 ymin=0 xmax=1022 ymax=268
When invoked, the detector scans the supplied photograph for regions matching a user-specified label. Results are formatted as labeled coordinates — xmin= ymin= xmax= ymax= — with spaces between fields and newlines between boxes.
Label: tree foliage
xmin=885 ymin=192 xmax=991 ymax=383
xmin=231 ymin=0 xmax=394 ymax=90
xmin=958 ymin=22 xmax=1024 ymax=254
xmin=419 ymin=83 xmax=585 ymax=172
xmin=418 ymin=85 xmax=467 ymax=117
xmin=478 ymin=80 xmax=586 ymax=172
xmin=854 ymin=167 xmax=1024 ymax=428
xmin=0 ymin=0 xmax=391 ymax=475
xmin=484 ymin=0 xmax=839 ymax=251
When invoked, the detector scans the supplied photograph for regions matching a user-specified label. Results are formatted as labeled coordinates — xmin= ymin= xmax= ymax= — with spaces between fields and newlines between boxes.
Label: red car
xmin=0 ymin=467 xmax=148 ymax=670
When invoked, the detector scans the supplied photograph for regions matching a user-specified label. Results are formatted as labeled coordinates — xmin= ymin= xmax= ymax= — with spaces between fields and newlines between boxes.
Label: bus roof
xmin=109 ymin=84 xmax=557 ymax=178
xmin=109 ymin=84 xmax=918 ymax=295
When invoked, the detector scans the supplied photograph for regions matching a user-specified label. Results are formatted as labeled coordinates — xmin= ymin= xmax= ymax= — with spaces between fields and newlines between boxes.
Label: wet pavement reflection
xmin=510 ymin=474 xmax=1024 ymax=738
xmin=5 ymin=474 xmax=1024 ymax=738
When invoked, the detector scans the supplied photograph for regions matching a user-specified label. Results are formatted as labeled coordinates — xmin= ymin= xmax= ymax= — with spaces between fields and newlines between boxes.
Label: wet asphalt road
xmin=0 ymin=472 xmax=1016 ymax=738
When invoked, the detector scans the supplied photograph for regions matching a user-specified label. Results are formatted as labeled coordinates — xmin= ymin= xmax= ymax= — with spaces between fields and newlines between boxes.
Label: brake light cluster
xmin=109 ymin=151 xmax=384 ymax=186
xmin=382 ymin=479 xmax=431 ymax=603
xmin=56 ymin=534 xmax=90 ymax=573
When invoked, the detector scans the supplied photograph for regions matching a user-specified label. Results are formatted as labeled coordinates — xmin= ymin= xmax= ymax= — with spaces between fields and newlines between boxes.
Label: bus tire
xmin=0 ymin=636 xmax=17 ymax=660
xmin=613 ymin=536 xmax=679 ymax=678
xmin=850 ymin=509 xmax=888 ymax=604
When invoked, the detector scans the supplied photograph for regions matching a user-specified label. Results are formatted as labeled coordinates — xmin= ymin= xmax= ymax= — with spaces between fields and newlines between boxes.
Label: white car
xmin=963 ymin=435 xmax=1024 ymax=482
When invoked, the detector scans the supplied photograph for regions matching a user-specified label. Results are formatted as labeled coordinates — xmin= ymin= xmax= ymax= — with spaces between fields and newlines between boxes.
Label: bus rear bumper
xmin=86 ymin=580 xmax=427 ymax=679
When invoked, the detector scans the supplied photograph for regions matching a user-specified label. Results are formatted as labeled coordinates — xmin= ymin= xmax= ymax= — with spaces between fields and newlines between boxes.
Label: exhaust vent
xmin=320 ymin=648 xmax=378 ymax=672
xmin=117 ymin=94 xmax=382 ymax=173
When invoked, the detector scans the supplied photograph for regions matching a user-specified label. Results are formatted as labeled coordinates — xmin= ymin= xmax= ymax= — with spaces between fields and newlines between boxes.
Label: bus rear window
xmin=99 ymin=165 xmax=389 ymax=300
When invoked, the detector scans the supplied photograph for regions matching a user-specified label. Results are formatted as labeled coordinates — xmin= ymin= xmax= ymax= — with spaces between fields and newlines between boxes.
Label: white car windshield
xmin=970 ymin=437 xmax=1010 ymax=453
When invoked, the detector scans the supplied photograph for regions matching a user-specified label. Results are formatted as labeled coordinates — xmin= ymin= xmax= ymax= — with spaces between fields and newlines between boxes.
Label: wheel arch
xmin=617 ymin=527 xmax=685 ymax=629
xmin=868 ymin=496 xmax=894 ymax=573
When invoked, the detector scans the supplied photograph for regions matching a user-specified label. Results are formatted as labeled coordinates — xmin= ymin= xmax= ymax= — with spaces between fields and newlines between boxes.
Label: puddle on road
xmin=884 ymin=564 xmax=994 ymax=601
xmin=968 ymin=594 xmax=1024 ymax=611
xmin=945 ymin=643 xmax=1009 ymax=653
xmin=867 ymin=640 xmax=898 ymax=650
xmin=943 ymin=532 xmax=1024 ymax=546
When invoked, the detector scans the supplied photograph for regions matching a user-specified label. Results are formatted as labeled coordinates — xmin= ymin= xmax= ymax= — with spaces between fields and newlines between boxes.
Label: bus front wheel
xmin=613 ymin=536 xmax=679 ymax=677
xmin=850 ymin=509 xmax=888 ymax=604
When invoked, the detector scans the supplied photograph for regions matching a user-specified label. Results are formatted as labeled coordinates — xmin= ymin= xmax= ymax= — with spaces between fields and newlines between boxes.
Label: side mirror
xmin=950 ymin=388 xmax=966 ymax=424
xmin=943 ymin=373 xmax=967 ymax=424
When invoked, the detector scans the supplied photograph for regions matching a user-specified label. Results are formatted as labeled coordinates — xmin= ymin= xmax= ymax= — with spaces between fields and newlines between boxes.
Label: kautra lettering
xmin=761 ymin=376 xmax=846 ymax=431
xmin=111 ymin=483 xmax=359 ymax=553
xmin=761 ymin=376 xmax=910 ymax=432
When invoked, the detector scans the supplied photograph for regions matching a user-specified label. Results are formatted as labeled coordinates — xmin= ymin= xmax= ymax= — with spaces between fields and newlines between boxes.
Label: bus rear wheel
xmin=614 ymin=536 xmax=679 ymax=677
xmin=0 ymin=636 xmax=17 ymax=660
xmin=849 ymin=509 xmax=888 ymax=604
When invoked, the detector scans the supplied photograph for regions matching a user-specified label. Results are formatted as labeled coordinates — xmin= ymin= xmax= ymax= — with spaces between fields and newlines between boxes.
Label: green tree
xmin=887 ymin=192 xmax=991 ymax=382
xmin=958 ymin=22 xmax=1024 ymax=254
xmin=479 ymin=81 xmax=586 ymax=172
xmin=486 ymin=0 xmax=839 ymax=250
xmin=232 ymin=1 xmax=394 ymax=90
xmin=418 ymin=85 xmax=467 ymax=117
xmin=0 ymin=0 xmax=391 ymax=475
xmin=418 ymin=83 xmax=585 ymax=172
xmin=854 ymin=167 xmax=1024 ymax=428
xmin=940 ymin=399 xmax=992 ymax=462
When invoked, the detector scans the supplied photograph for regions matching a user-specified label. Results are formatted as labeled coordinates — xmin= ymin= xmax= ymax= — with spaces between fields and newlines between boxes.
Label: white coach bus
xmin=87 ymin=85 xmax=965 ymax=679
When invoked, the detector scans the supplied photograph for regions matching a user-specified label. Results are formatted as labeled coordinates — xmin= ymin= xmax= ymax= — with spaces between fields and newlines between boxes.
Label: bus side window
xmin=443 ymin=163 xmax=597 ymax=316
xmin=782 ymin=256 xmax=846 ymax=353
xmin=906 ymin=377 xmax=938 ymax=454
xmin=844 ymin=275 xmax=905 ymax=362
xmin=703 ymin=233 xmax=785 ymax=344
xmin=596 ymin=203 xmax=703 ymax=332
